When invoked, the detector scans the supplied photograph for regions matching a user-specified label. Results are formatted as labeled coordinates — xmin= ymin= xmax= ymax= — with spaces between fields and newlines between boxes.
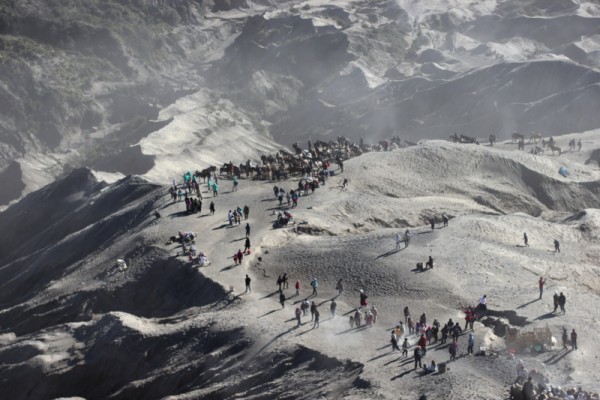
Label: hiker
xmin=354 ymin=309 xmax=362 ymax=327
xmin=554 ymin=239 xmax=560 ymax=253
xmin=395 ymin=232 xmax=402 ymax=249
xmin=391 ymin=330 xmax=400 ymax=351
xmin=311 ymin=277 xmax=318 ymax=296
xmin=558 ymin=292 xmax=566 ymax=314
xmin=538 ymin=277 xmax=546 ymax=299
xmin=467 ymin=333 xmax=475 ymax=355
xmin=522 ymin=377 xmax=535 ymax=400
xmin=245 ymin=223 xmax=251 ymax=237
xmin=330 ymin=300 xmax=337 ymax=317
xmin=371 ymin=305 xmax=378 ymax=324
xmin=442 ymin=214 xmax=449 ymax=227
xmin=295 ymin=280 xmax=300 ymax=295
xmin=310 ymin=301 xmax=317 ymax=321
xmin=295 ymin=307 xmax=302 ymax=327
xmin=571 ymin=329 xmax=577 ymax=350
xmin=449 ymin=340 xmax=458 ymax=361
xmin=209 ymin=201 xmax=215 ymax=215
xmin=245 ymin=274 xmax=251 ymax=293
xmin=313 ymin=307 xmax=320 ymax=328
xmin=523 ymin=232 xmax=528 ymax=247
xmin=425 ymin=256 xmax=433 ymax=269
xmin=279 ymin=291 xmax=286 ymax=308
xmin=301 ymin=300 xmax=309 ymax=316
xmin=335 ymin=278 xmax=343 ymax=294
xmin=404 ymin=306 xmax=410 ymax=324
xmin=244 ymin=237 xmax=251 ymax=253
xmin=479 ymin=295 xmax=488 ymax=315
xmin=413 ymin=347 xmax=422 ymax=369
xmin=243 ymin=205 xmax=249 ymax=219
xmin=282 ymin=273 xmax=289 ymax=289
xmin=553 ymin=292 xmax=559 ymax=313
xmin=402 ymin=338 xmax=409 ymax=357
xmin=359 ymin=289 xmax=368 ymax=308
xmin=562 ymin=328 xmax=568 ymax=350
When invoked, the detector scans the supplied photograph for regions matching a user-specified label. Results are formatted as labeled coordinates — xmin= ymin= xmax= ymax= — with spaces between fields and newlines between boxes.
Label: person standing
xmin=395 ymin=233 xmax=402 ymax=249
xmin=558 ymin=292 xmax=566 ymax=314
xmin=244 ymin=237 xmax=251 ymax=253
xmin=245 ymin=274 xmax=251 ymax=293
xmin=449 ymin=339 xmax=458 ymax=361
xmin=295 ymin=280 xmax=300 ymax=296
xmin=538 ymin=277 xmax=546 ymax=299
xmin=554 ymin=239 xmax=560 ymax=253
xmin=571 ymin=329 xmax=578 ymax=350
xmin=311 ymin=277 xmax=318 ymax=296
xmin=404 ymin=306 xmax=410 ymax=324
xmin=430 ymin=218 xmax=435 ymax=231
xmin=523 ymin=233 xmax=529 ymax=247
xmin=553 ymin=292 xmax=559 ymax=313
xmin=522 ymin=377 xmax=535 ymax=400
xmin=245 ymin=223 xmax=251 ymax=237
xmin=209 ymin=201 xmax=215 ymax=215
xmin=295 ymin=307 xmax=302 ymax=327
xmin=330 ymin=299 xmax=337 ymax=318
xmin=413 ymin=347 xmax=422 ymax=369
xmin=243 ymin=204 xmax=250 ymax=219
xmin=467 ymin=333 xmax=475 ymax=355
xmin=310 ymin=301 xmax=317 ymax=321
xmin=562 ymin=328 xmax=568 ymax=350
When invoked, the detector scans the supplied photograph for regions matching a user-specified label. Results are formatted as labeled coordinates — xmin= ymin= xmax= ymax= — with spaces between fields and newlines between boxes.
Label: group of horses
xmin=512 ymin=131 xmax=562 ymax=155
xmin=194 ymin=136 xmax=412 ymax=182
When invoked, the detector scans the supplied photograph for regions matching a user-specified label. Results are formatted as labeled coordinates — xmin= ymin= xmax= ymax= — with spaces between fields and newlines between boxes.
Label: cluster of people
xmin=567 ymin=138 xmax=582 ymax=152
xmin=228 ymin=206 xmax=250 ymax=226
xmin=349 ymin=305 xmax=379 ymax=328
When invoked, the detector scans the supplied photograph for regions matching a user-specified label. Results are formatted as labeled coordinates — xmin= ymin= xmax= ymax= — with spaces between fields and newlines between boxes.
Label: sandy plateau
xmin=0 ymin=130 xmax=598 ymax=399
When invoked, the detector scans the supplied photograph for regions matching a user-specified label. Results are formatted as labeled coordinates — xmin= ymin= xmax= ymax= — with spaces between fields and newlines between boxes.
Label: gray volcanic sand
xmin=0 ymin=131 xmax=599 ymax=399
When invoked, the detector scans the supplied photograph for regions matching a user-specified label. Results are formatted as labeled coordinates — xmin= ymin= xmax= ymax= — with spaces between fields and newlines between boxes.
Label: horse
xmin=512 ymin=132 xmax=524 ymax=142
xmin=529 ymin=132 xmax=542 ymax=143
xmin=549 ymin=144 xmax=561 ymax=155
xmin=195 ymin=166 xmax=216 ymax=182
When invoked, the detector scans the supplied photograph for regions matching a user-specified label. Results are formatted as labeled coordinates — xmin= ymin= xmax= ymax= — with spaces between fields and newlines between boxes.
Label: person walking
xmin=553 ymin=292 xmax=559 ymax=313
xmin=295 ymin=307 xmax=302 ymax=327
xmin=395 ymin=232 xmax=402 ymax=249
xmin=279 ymin=292 xmax=286 ymax=308
xmin=558 ymin=292 xmax=566 ymax=314
xmin=554 ymin=239 xmax=560 ymax=253
xmin=562 ymin=328 xmax=568 ymax=350
xmin=313 ymin=308 xmax=320 ymax=328
xmin=330 ymin=299 xmax=337 ymax=318
xmin=295 ymin=280 xmax=300 ymax=296
xmin=538 ymin=277 xmax=546 ymax=299
xmin=245 ymin=223 xmax=251 ymax=237
xmin=391 ymin=330 xmax=400 ymax=351
xmin=430 ymin=218 xmax=435 ymax=231
xmin=209 ymin=201 xmax=215 ymax=215
xmin=245 ymin=274 xmax=251 ymax=293
xmin=335 ymin=278 xmax=343 ymax=294
xmin=449 ymin=339 xmax=458 ymax=361
xmin=402 ymin=338 xmax=409 ymax=357
xmin=523 ymin=232 xmax=529 ymax=247
xmin=404 ymin=306 xmax=410 ymax=324
xmin=571 ymin=329 xmax=577 ymax=350
xmin=243 ymin=205 xmax=249 ymax=219
xmin=311 ymin=277 xmax=318 ymax=296
xmin=244 ymin=237 xmax=251 ymax=253
xmin=310 ymin=301 xmax=317 ymax=321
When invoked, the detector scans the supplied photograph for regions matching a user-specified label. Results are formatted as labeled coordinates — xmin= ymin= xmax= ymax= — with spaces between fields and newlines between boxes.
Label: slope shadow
xmin=517 ymin=298 xmax=540 ymax=309
xmin=375 ymin=248 xmax=404 ymax=259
